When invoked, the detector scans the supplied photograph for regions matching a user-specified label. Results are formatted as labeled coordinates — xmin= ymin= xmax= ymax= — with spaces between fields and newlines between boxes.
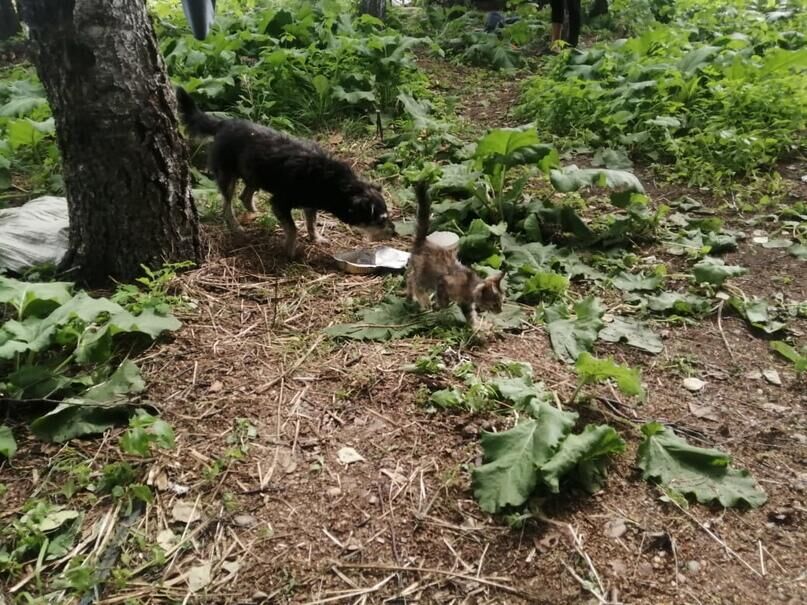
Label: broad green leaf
xmin=637 ymin=423 xmax=767 ymax=508
xmin=501 ymin=234 xmax=560 ymax=270
xmin=612 ymin=272 xmax=663 ymax=292
xmin=459 ymin=219 xmax=506 ymax=261
xmin=729 ymin=297 xmax=786 ymax=334
xmin=0 ymin=292 xmax=123 ymax=359
xmin=120 ymin=427 xmax=152 ymax=457
xmin=332 ymin=85 xmax=376 ymax=104
xmin=598 ymin=317 xmax=663 ymax=354
xmin=490 ymin=304 xmax=528 ymax=331
xmin=310 ymin=74 xmax=330 ymax=98
xmin=692 ymin=257 xmax=746 ymax=286
xmin=397 ymin=93 xmax=443 ymax=131
xmin=523 ymin=200 xmax=594 ymax=241
xmin=473 ymin=128 xmax=558 ymax=173
xmin=0 ymin=425 xmax=16 ymax=458
xmin=37 ymin=508 xmax=80 ymax=533
xmin=549 ymin=166 xmax=644 ymax=194
xmin=29 ymin=361 xmax=145 ymax=442
xmin=429 ymin=389 xmax=464 ymax=409
xmin=325 ymin=296 xmax=462 ymax=341
xmin=0 ymin=277 xmax=74 ymax=318
xmin=540 ymin=424 xmax=625 ymax=493
xmin=472 ymin=402 xmax=577 ymax=513
xmin=789 ymin=243 xmax=807 ymax=260
xmin=575 ymin=352 xmax=645 ymax=398
xmin=515 ymin=270 xmax=569 ymax=304
xmin=770 ymin=341 xmax=806 ymax=373
xmin=76 ymin=308 xmax=182 ymax=363
xmin=488 ymin=373 xmax=554 ymax=410
xmin=678 ymin=46 xmax=720 ymax=74
xmin=643 ymin=292 xmax=711 ymax=316
xmin=545 ymin=297 xmax=605 ymax=363
xmin=761 ymin=47 xmax=807 ymax=74
xmin=646 ymin=116 xmax=681 ymax=128
xmin=4 ymin=364 xmax=78 ymax=400
xmin=0 ymin=95 xmax=48 ymax=118
xmin=7 ymin=118 xmax=54 ymax=149
xmin=592 ymin=147 xmax=633 ymax=169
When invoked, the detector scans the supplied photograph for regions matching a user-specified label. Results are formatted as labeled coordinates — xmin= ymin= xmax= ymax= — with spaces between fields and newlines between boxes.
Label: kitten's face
xmin=474 ymin=273 xmax=505 ymax=313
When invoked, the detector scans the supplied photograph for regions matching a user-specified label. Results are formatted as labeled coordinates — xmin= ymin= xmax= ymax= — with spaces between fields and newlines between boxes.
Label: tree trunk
xmin=17 ymin=0 xmax=202 ymax=285
xmin=359 ymin=0 xmax=386 ymax=21
xmin=0 ymin=0 xmax=21 ymax=40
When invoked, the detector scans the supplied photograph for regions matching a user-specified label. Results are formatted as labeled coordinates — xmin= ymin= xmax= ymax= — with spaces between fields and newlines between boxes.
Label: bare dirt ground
xmin=2 ymin=57 xmax=806 ymax=605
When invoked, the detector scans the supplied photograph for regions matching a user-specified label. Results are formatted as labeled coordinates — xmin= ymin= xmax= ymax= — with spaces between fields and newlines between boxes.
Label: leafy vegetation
xmin=518 ymin=0 xmax=807 ymax=185
xmin=0 ymin=274 xmax=181 ymax=447
xmin=637 ymin=422 xmax=767 ymax=508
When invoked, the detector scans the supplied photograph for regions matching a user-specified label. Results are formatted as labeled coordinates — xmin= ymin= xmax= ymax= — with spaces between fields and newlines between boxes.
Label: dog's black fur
xmin=175 ymin=87 xmax=393 ymax=256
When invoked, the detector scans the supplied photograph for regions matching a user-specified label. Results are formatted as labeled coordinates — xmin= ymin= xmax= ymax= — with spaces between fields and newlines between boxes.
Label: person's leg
xmin=549 ymin=0 xmax=563 ymax=46
xmin=566 ymin=0 xmax=582 ymax=47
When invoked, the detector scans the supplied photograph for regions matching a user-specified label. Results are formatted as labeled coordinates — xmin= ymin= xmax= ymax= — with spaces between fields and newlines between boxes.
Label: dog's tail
xmin=413 ymin=181 xmax=431 ymax=251
xmin=175 ymin=86 xmax=224 ymax=137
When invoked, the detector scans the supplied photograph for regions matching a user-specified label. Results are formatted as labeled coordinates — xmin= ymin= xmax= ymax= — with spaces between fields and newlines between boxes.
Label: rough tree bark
xmin=0 ymin=0 xmax=21 ymax=40
xmin=17 ymin=0 xmax=202 ymax=285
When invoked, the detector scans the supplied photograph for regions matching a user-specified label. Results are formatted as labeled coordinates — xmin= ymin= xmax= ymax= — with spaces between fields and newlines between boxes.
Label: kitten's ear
xmin=489 ymin=272 xmax=504 ymax=287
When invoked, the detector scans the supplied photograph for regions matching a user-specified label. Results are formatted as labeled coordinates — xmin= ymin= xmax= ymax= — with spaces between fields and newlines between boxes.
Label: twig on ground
xmin=333 ymin=562 xmax=549 ymax=602
xmin=716 ymin=300 xmax=736 ymax=361
xmin=661 ymin=488 xmax=763 ymax=578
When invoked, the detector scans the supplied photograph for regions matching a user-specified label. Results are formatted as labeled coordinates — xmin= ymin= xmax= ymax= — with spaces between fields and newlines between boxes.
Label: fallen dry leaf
xmin=156 ymin=529 xmax=177 ymax=551
xmin=172 ymin=501 xmax=202 ymax=525
xmin=762 ymin=369 xmax=782 ymax=386
xmin=186 ymin=561 xmax=212 ymax=592
xmin=689 ymin=401 xmax=720 ymax=422
xmin=337 ymin=446 xmax=365 ymax=465
xmin=683 ymin=377 xmax=705 ymax=392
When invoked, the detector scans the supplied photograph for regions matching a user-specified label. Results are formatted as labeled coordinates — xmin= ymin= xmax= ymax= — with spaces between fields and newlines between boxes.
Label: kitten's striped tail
xmin=413 ymin=181 xmax=431 ymax=250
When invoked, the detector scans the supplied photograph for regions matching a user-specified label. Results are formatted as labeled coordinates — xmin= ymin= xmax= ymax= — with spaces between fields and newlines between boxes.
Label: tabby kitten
xmin=406 ymin=182 xmax=504 ymax=327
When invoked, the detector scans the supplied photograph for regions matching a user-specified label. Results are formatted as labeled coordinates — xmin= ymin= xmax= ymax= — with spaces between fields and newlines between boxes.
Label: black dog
xmin=175 ymin=87 xmax=393 ymax=256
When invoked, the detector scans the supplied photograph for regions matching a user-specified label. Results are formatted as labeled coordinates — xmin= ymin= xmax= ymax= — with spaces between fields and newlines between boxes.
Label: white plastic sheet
xmin=0 ymin=196 xmax=69 ymax=273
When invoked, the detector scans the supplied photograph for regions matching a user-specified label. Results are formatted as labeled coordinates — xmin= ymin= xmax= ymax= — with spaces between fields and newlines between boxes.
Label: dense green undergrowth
xmin=517 ymin=0 xmax=807 ymax=186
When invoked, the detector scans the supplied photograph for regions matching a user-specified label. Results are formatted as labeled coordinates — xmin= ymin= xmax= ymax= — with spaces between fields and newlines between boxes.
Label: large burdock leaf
xmin=0 ymin=276 xmax=74 ymax=318
xmin=473 ymin=127 xmax=559 ymax=173
xmin=30 ymin=361 xmax=145 ymax=442
xmin=637 ymin=423 xmax=767 ymax=508
xmin=0 ymin=292 xmax=123 ymax=359
xmin=545 ymin=297 xmax=605 ymax=363
xmin=549 ymin=166 xmax=644 ymax=194
xmin=540 ymin=424 xmax=625 ymax=493
xmin=76 ymin=308 xmax=182 ymax=363
xmin=692 ymin=257 xmax=746 ymax=286
xmin=598 ymin=316 xmax=663 ymax=354
xmin=325 ymin=297 xmax=462 ymax=341
xmin=472 ymin=402 xmax=577 ymax=513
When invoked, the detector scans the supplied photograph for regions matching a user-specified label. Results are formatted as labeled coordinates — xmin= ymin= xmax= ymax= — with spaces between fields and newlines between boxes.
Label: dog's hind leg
xmin=218 ymin=175 xmax=245 ymax=234
xmin=240 ymin=186 xmax=257 ymax=212
xmin=271 ymin=200 xmax=298 ymax=258
xmin=304 ymin=208 xmax=328 ymax=245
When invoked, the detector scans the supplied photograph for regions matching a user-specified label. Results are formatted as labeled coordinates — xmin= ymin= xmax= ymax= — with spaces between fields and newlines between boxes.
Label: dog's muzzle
xmin=360 ymin=221 xmax=396 ymax=241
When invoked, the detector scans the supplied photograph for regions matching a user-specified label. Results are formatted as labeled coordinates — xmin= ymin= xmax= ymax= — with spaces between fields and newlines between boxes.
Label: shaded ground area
xmin=2 ymin=55 xmax=806 ymax=604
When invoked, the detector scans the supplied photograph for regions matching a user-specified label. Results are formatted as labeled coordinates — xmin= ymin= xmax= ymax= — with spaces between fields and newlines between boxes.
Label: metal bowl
xmin=333 ymin=246 xmax=410 ymax=275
